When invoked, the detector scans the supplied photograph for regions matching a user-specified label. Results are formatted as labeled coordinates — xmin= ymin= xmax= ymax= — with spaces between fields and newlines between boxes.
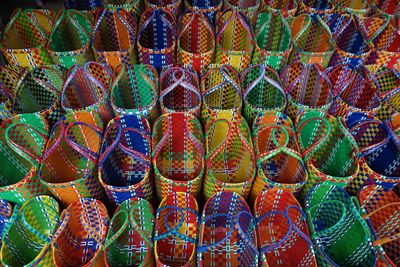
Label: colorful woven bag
xmin=99 ymin=114 xmax=154 ymax=206
xmin=203 ymin=114 xmax=255 ymax=199
xmin=155 ymin=192 xmax=198 ymax=267
xmin=39 ymin=111 xmax=104 ymax=206
xmin=52 ymin=198 xmax=109 ymax=267
xmin=160 ymin=65 xmax=201 ymax=117
xmin=103 ymin=198 xmax=155 ymax=266
xmin=327 ymin=64 xmax=381 ymax=117
xmin=223 ymin=0 xmax=260 ymax=21
xmin=0 ymin=200 xmax=12 ymax=244
xmin=0 ymin=66 xmax=24 ymax=123
xmin=177 ymin=11 xmax=215 ymax=75
xmin=371 ymin=0 xmax=400 ymax=18
xmin=252 ymin=9 xmax=292 ymax=70
xmin=92 ymin=8 xmax=138 ymax=70
xmin=137 ymin=9 xmax=177 ymax=72
xmin=333 ymin=0 xmax=370 ymax=18
xmin=0 ymin=114 xmax=49 ymax=204
xmin=62 ymin=62 xmax=114 ymax=124
xmin=145 ymin=0 xmax=183 ymax=18
xmin=201 ymin=64 xmax=242 ymax=122
xmin=358 ymin=185 xmax=400 ymax=267
xmin=48 ymin=10 xmax=94 ymax=68
xmin=184 ymin=0 xmax=223 ymax=23
xmin=261 ymin=0 xmax=298 ymax=18
xmin=198 ymin=191 xmax=258 ymax=267
xmin=281 ymin=62 xmax=332 ymax=122
xmin=103 ymin=0 xmax=144 ymax=19
xmin=289 ymin=14 xmax=335 ymax=68
xmin=242 ymin=64 xmax=286 ymax=124
xmin=298 ymin=0 xmax=335 ymax=15
xmin=254 ymin=189 xmax=317 ymax=266
xmin=1 ymin=9 xmax=55 ymax=69
xmin=152 ymin=113 xmax=204 ymax=199
xmin=306 ymin=183 xmax=377 ymax=267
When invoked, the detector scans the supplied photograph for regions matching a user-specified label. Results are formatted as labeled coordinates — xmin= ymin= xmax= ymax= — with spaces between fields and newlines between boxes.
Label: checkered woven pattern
xmin=160 ymin=65 xmax=201 ymax=117
xmin=252 ymin=10 xmax=292 ymax=71
xmin=0 ymin=199 xmax=12 ymax=247
xmin=1 ymin=196 xmax=60 ymax=266
xmin=242 ymin=64 xmax=286 ymax=124
xmin=203 ymin=114 xmax=255 ymax=200
xmin=305 ymin=183 xmax=377 ymax=267
xmin=137 ymin=9 xmax=177 ymax=72
xmin=39 ymin=111 xmax=104 ymax=206
xmin=371 ymin=0 xmax=400 ymax=17
xmin=298 ymin=0 xmax=335 ymax=15
xmin=253 ymin=110 xmax=294 ymax=131
xmin=0 ymin=114 xmax=49 ymax=204
xmin=223 ymin=0 xmax=260 ymax=21
xmin=1 ymin=9 xmax=55 ymax=69
xmin=198 ymin=191 xmax=258 ymax=267
xmin=184 ymin=0 xmax=223 ymax=23
xmin=387 ymin=113 xmax=400 ymax=147
xmin=177 ymin=11 xmax=215 ymax=75
xmin=154 ymin=192 xmax=198 ymax=267
xmin=52 ymin=198 xmax=109 ymax=267
xmin=261 ymin=0 xmax=298 ymax=18
xmin=254 ymin=189 xmax=317 ymax=267
xmin=152 ymin=113 xmax=204 ymax=200
xmin=281 ymin=62 xmax=332 ymax=122
xmin=103 ymin=0 xmax=144 ymax=20
xmin=0 ymin=66 xmax=25 ymax=123
xmin=289 ymin=14 xmax=335 ymax=68
xmin=104 ymin=198 xmax=155 ymax=266
xmin=145 ymin=0 xmax=183 ymax=19
xmin=99 ymin=114 xmax=154 ymax=206
xmin=333 ymin=0 xmax=370 ymax=19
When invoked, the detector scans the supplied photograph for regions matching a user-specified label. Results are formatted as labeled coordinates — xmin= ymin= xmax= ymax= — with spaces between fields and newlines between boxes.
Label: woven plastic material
xmin=223 ymin=0 xmax=260 ymax=21
xmin=145 ymin=0 xmax=183 ymax=19
xmin=201 ymin=65 xmax=242 ymax=122
xmin=254 ymin=189 xmax=317 ymax=267
xmin=99 ymin=114 xmax=154 ymax=206
xmin=137 ymin=9 xmax=177 ymax=72
xmin=0 ymin=114 xmax=49 ymax=204
xmin=160 ymin=65 xmax=201 ymax=117
xmin=0 ymin=196 xmax=60 ymax=267
xmin=333 ymin=0 xmax=370 ymax=18
xmin=252 ymin=10 xmax=292 ymax=70
xmin=184 ymin=0 xmax=223 ymax=23
xmin=103 ymin=198 xmax=155 ymax=267
xmin=155 ymin=192 xmax=198 ymax=267
xmin=103 ymin=0 xmax=144 ymax=19
xmin=39 ymin=111 xmax=104 ymax=206
xmin=1 ymin=9 xmax=55 ymax=69
xmin=327 ymin=64 xmax=381 ymax=117
xmin=289 ymin=14 xmax=335 ymax=68
xmin=203 ymin=114 xmax=255 ymax=200
xmin=262 ymin=0 xmax=298 ymax=17
xmin=62 ymin=62 xmax=114 ymax=124
xmin=92 ymin=8 xmax=138 ymax=70
xmin=296 ymin=111 xmax=360 ymax=198
xmin=177 ymin=11 xmax=215 ymax=75
xmin=198 ymin=191 xmax=258 ymax=267
xmin=242 ymin=64 xmax=286 ymax=124
xmin=48 ymin=10 xmax=94 ymax=68
xmin=52 ymin=198 xmax=109 ymax=267
xmin=0 ymin=66 xmax=24 ymax=123
xmin=152 ymin=113 xmax=204 ymax=199
xmin=215 ymin=10 xmax=253 ymax=72
xmin=250 ymin=111 xmax=307 ymax=202
xmin=306 ymin=183 xmax=377 ymax=267
xmin=281 ymin=62 xmax=332 ymax=122
xmin=298 ymin=0 xmax=335 ymax=15
xmin=358 ymin=185 xmax=400 ymax=267
xmin=372 ymin=0 xmax=400 ymax=18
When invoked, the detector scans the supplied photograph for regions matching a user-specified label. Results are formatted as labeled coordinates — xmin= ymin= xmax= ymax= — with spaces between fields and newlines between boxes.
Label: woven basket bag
xmin=184 ymin=0 xmax=223 ymax=23
xmin=103 ymin=0 xmax=144 ymax=19
xmin=145 ymin=0 xmax=183 ymax=19
xmin=0 ymin=66 xmax=25 ymax=123
xmin=333 ymin=0 xmax=370 ymax=18
xmin=261 ymin=0 xmax=298 ymax=18
xmin=0 ymin=200 xmax=12 ymax=247
xmin=298 ymin=0 xmax=335 ymax=15
xmin=371 ymin=0 xmax=400 ymax=18
xmin=223 ymin=0 xmax=260 ymax=21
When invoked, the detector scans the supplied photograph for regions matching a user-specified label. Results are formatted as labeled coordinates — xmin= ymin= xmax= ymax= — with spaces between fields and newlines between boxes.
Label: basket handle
xmin=202 ymin=65 xmax=242 ymax=100
xmin=138 ymin=9 xmax=176 ymax=43
xmin=254 ymin=10 xmax=291 ymax=42
xmin=367 ymin=14 xmax=391 ymax=42
xmin=242 ymin=65 xmax=284 ymax=99
xmin=42 ymin=122 xmax=65 ymax=161
xmin=178 ymin=10 xmax=214 ymax=47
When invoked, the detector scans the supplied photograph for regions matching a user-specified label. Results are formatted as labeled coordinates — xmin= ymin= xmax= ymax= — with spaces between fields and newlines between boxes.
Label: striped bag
xmin=223 ymin=0 xmax=260 ymax=21
xmin=298 ymin=0 xmax=335 ymax=15
xmin=261 ymin=0 xmax=298 ymax=18
xmin=184 ymin=0 xmax=223 ymax=23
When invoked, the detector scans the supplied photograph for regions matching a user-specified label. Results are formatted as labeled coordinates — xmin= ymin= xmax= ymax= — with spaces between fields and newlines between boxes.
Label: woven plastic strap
xmin=184 ymin=0 xmax=223 ymax=23
xmin=262 ymin=0 xmax=298 ymax=18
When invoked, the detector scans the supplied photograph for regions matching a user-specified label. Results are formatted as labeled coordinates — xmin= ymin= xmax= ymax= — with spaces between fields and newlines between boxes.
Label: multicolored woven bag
xmin=198 ymin=191 xmax=258 ymax=267
xmin=152 ymin=113 xmax=204 ymax=199
xmin=0 ymin=66 xmax=24 ymax=123
xmin=203 ymin=114 xmax=255 ymax=199
xmin=358 ymin=185 xmax=400 ymax=267
xmin=261 ymin=0 xmax=298 ymax=18
xmin=333 ymin=0 xmax=370 ymax=18
xmin=289 ymin=14 xmax=335 ymax=68
xmin=0 ymin=114 xmax=49 ymax=204
xmin=252 ymin=9 xmax=292 ymax=70
xmin=371 ymin=0 xmax=400 ymax=18
xmin=184 ymin=0 xmax=223 ymax=23
xmin=48 ymin=10 xmax=94 ymax=68
xmin=1 ymin=9 xmax=55 ymax=69
xmin=281 ymin=62 xmax=332 ymax=122
xmin=103 ymin=198 xmax=155 ymax=266
xmin=99 ymin=114 xmax=154 ymax=206
xmin=223 ymin=0 xmax=260 ymax=21
xmin=155 ymin=192 xmax=198 ymax=267
xmin=254 ymin=189 xmax=317 ymax=266
xmin=160 ymin=65 xmax=201 ymax=117
xmin=62 ymin=62 xmax=114 ymax=124
xmin=201 ymin=64 xmax=242 ymax=122
xmin=215 ymin=9 xmax=254 ymax=72
xmin=39 ymin=111 xmax=104 ymax=206
xmin=0 ymin=199 xmax=12 ymax=247
xmin=242 ymin=64 xmax=286 ymax=124
xmin=327 ymin=64 xmax=381 ymax=117
xmin=177 ymin=11 xmax=215 ymax=75
xmin=298 ymin=0 xmax=335 ymax=15
xmin=103 ymin=0 xmax=144 ymax=19
xmin=137 ymin=9 xmax=177 ymax=72
xmin=145 ymin=0 xmax=183 ymax=18
xmin=306 ymin=183 xmax=377 ymax=267
xmin=92 ymin=8 xmax=138 ymax=70
xmin=52 ymin=198 xmax=109 ymax=267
